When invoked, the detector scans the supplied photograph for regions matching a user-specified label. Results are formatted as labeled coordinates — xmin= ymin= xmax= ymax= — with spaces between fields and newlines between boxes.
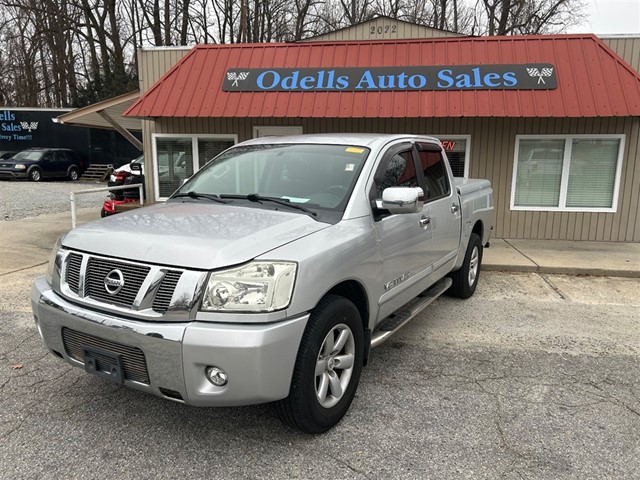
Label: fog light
xmin=205 ymin=366 xmax=228 ymax=386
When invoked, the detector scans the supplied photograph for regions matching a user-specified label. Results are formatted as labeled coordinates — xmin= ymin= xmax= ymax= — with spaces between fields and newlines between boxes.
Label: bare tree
xmin=0 ymin=0 xmax=590 ymax=108
xmin=480 ymin=0 xmax=586 ymax=35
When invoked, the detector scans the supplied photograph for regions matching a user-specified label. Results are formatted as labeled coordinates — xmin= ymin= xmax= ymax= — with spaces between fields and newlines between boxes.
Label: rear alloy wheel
xmin=276 ymin=294 xmax=364 ymax=433
xmin=447 ymin=232 xmax=483 ymax=299
xmin=28 ymin=168 xmax=41 ymax=182
xmin=68 ymin=167 xmax=79 ymax=181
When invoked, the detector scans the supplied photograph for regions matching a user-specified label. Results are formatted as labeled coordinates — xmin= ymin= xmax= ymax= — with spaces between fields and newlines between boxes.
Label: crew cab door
xmin=370 ymin=142 xmax=432 ymax=320
xmin=415 ymin=143 xmax=461 ymax=275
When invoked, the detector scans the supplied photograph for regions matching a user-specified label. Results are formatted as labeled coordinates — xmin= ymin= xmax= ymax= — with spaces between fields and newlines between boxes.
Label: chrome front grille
xmin=153 ymin=270 xmax=183 ymax=313
xmin=85 ymin=257 xmax=150 ymax=308
xmin=65 ymin=253 xmax=82 ymax=294
xmin=62 ymin=327 xmax=150 ymax=384
xmin=59 ymin=250 xmax=202 ymax=322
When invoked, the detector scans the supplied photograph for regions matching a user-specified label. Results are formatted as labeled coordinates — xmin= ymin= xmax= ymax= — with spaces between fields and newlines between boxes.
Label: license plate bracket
xmin=83 ymin=346 xmax=125 ymax=385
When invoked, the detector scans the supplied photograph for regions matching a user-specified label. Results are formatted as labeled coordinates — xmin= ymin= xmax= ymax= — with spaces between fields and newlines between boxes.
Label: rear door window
xmin=417 ymin=144 xmax=450 ymax=201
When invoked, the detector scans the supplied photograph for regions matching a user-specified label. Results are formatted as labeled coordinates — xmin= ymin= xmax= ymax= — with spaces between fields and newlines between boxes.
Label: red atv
xmin=101 ymin=156 xmax=145 ymax=217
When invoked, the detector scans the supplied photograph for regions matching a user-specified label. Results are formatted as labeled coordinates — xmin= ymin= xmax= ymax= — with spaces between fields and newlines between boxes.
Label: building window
xmin=153 ymin=134 xmax=237 ymax=200
xmin=511 ymin=135 xmax=624 ymax=212
xmin=440 ymin=136 xmax=470 ymax=177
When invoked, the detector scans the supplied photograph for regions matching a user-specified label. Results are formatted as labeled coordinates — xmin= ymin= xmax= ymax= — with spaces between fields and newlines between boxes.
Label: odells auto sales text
xmin=255 ymin=68 xmax=518 ymax=90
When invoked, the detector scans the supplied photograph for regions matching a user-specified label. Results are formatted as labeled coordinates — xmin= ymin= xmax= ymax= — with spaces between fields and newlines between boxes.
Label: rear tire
xmin=448 ymin=232 xmax=483 ymax=299
xmin=28 ymin=168 xmax=41 ymax=182
xmin=276 ymin=294 xmax=364 ymax=434
xmin=68 ymin=167 xmax=79 ymax=181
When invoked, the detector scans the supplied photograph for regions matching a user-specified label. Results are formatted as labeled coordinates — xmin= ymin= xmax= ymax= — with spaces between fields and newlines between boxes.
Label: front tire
xmin=28 ymin=168 xmax=41 ymax=182
xmin=448 ymin=232 xmax=483 ymax=299
xmin=276 ymin=294 xmax=364 ymax=433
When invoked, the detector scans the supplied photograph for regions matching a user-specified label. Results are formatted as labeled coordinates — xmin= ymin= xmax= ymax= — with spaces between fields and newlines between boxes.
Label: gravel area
xmin=0 ymin=179 xmax=108 ymax=221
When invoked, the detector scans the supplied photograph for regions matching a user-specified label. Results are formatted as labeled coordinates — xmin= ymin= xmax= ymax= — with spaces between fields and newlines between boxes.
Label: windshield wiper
xmin=171 ymin=191 xmax=229 ymax=203
xmin=219 ymin=193 xmax=317 ymax=216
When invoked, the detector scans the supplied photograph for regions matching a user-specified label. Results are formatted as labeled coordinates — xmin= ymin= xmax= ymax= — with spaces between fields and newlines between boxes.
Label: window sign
xmin=440 ymin=137 xmax=469 ymax=177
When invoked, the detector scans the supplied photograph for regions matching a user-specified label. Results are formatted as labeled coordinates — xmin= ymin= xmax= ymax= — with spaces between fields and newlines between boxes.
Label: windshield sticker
xmin=281 ymin=196 xmax=310 ymax=203
xmin=345 ymin=147 xmax=365 ymax=154
xmin=345 ymin=164 xmax=355 ymax=171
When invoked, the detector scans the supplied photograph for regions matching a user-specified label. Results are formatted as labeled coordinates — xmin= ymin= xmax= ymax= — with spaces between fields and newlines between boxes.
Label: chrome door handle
xmin=451 ymin=203 xmax=460 ymax=214
xmin=419 ymin=216 xmax=430 ymax=227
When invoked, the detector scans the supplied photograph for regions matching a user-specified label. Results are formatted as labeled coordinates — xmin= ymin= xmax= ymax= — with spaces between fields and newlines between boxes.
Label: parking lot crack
xmin=0 ymin=333 xmax=37 ymax=358
xmin=504 ymin=239 xmax=539 ymax=270
xmin=473 ymin=378 xmax=528 ymax=462
xmin=329 ymin=455 xmax=372 ymax=478
xmin=538 ymin=274 xmax=567 ymax=300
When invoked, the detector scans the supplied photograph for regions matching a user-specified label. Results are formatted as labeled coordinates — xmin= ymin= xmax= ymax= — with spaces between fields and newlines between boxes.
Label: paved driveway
xmin=1 ymin=269 xmax=639 ymax=479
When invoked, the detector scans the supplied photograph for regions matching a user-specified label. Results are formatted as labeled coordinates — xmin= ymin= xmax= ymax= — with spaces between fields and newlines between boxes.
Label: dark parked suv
xmin=0 ymin=148 xmax=84 ymax=181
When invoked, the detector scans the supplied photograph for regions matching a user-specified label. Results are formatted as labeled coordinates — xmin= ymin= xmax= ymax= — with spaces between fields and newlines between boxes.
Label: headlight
xmin=14 ymin=164 xmax=26 ymax=170
xmin=46 ymin=236 xmax=64 ymax=284
xmin=202 ymin=261 xmax=297 ymax=312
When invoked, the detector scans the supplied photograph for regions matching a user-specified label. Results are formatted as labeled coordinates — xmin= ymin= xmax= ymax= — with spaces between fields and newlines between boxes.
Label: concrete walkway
xmin=483 ymin=238 xmax=640 ymax=278
xmin=0 ymin=209 xmax=99 ymax=275
xmin=1 ymin=210 xmax=639 ymax=277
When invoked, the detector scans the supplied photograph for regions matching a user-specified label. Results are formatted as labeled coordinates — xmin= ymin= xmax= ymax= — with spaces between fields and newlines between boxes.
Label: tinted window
xmin=375 ymin=150 xmax=417 ymax=198
xmin=54 ymin=151 xmax=68 ymax=162
xmin=418 ymin=148 xmax=450 ymax=200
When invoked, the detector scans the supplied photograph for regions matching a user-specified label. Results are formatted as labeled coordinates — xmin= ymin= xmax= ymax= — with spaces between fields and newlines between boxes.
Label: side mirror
xmin=381 ymin=187 xmax=424 ymax=214
xmin=130 ymin=162 xmax=142 ymax=172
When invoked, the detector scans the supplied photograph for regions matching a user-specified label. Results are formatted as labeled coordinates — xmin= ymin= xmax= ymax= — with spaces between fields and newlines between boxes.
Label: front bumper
xmin=31 ymin=277 xmax=309 ymax=406
xmin=0 ymin=169 xmax=27 ymax=179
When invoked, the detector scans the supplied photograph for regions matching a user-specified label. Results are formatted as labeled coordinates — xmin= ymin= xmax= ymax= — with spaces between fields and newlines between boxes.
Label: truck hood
xmin=62 ymin=202 xmax=331 ymax=269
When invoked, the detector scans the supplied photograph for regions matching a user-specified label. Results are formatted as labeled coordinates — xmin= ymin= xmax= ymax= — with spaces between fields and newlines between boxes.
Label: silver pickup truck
xmin=31 ymin=134 xmax=493 ymax=433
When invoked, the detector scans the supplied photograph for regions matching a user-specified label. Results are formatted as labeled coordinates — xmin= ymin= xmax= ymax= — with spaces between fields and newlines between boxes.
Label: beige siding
xmin=136 ymin=40 xmax=640 ymax=242
xmin=136 ymin=47 xmax=191 ymax=201
xmin=151 ymin=116 xmax=640 ymax=242
xmin=304 ymin=18 xmax=461 ymax=42
xmin=137 ymin=47 xmax=191 ymax=93
xmin=603 ymin=36 xmax=640 ymax=71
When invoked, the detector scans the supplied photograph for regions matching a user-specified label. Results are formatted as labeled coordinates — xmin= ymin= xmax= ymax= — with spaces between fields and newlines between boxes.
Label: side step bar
xmin=370 ymin=277 xmax=452 ymax=348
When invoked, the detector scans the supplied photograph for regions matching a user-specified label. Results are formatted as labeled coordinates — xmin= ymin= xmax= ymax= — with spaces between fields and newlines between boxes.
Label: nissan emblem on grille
xmin=104 ymin=269 xmax=125 ymax=294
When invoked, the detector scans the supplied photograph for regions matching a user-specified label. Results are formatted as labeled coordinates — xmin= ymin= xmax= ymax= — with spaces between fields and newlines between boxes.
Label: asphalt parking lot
xmin=1 ymin=266 xmax=639 ymax=479
xmin=1 ymin=179 xmax=639 ymax=479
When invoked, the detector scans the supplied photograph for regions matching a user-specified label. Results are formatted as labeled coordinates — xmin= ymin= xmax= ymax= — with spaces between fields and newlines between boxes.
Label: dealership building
xmin=68 ymin=18 xmax=640 ymax=242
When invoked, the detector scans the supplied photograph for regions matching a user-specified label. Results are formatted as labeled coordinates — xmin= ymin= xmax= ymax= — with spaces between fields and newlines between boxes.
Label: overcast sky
xmin=571 ymin=0 xmax=640 ymax=34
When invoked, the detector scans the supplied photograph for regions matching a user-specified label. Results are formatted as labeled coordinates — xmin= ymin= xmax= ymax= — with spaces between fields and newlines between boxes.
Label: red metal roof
xmin=125 ymin=35 xmax=640 ymax=118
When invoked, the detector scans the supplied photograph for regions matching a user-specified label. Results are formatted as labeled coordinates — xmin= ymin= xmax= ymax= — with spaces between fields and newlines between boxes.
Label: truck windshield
xmin=172 ymin=144 xmax=370 ymax=212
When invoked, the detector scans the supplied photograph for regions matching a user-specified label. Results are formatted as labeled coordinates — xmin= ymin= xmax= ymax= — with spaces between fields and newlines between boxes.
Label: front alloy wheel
xmin=315 ymin=323 xmax=356 ymax=408
xmin=28 ymin=168 xmax=41 ymax=182
xmin=276 ymin=294 xmax=364 ymax=434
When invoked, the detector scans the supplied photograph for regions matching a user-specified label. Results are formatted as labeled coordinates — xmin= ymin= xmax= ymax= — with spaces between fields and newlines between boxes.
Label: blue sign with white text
xmin=223 ymin=64 xmax=557 ymax=92
xmin=0 ymin=110 xmax=39 ymax=142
